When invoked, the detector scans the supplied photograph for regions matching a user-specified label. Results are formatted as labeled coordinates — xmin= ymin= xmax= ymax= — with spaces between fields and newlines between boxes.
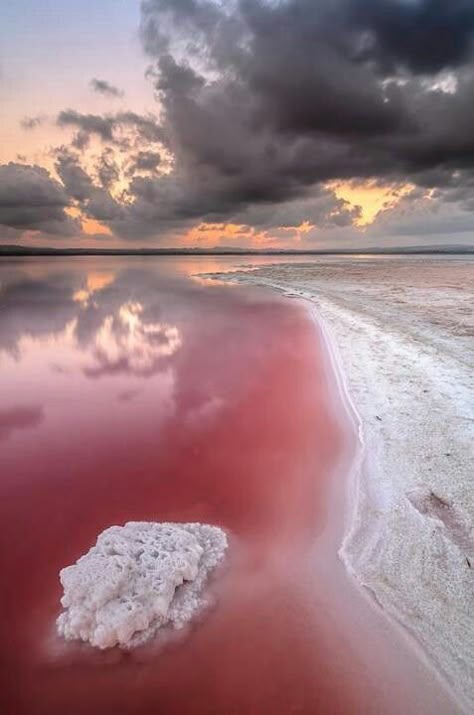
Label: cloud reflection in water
xmin=86 ymin=302 xmax=181 ymax=377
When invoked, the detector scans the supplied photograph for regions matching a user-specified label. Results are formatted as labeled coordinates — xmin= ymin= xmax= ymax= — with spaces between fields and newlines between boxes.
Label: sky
xmin=1 ymin=0 xmax=474 ymax=250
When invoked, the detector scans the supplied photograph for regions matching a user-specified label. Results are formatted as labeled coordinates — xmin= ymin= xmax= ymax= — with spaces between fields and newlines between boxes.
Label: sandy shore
xmin=207 ymin=256 xmax=474 ymax=712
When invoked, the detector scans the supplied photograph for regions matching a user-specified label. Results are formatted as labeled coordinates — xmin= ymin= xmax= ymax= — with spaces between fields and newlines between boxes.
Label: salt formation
xmin=214 ymin=259 xmax=474 ymax=711
xmin=57 ymin=521 xmax=228 ymax=649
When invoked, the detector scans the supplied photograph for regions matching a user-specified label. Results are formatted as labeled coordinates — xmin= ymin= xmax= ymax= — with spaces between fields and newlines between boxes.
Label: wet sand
xmin=0 ymin=259 xmax=458 ymax=714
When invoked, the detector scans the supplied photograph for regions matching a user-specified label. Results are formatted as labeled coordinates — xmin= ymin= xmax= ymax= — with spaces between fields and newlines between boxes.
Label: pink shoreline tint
xmin=0 ymin=259 xmax=456 ymax=714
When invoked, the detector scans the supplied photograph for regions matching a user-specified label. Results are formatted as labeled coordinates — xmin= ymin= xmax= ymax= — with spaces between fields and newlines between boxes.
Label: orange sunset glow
xmin=328 ymin=181 xmax=415 ymax=227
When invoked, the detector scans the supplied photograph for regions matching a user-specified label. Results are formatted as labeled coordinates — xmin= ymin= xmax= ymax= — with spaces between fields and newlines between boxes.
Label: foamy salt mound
xmin=57 ymin=521 xmax=228 ymax=649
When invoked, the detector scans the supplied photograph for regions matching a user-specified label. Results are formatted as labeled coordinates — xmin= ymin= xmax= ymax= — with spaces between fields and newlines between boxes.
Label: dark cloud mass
xmin=3 ymin=0 xmax=474 ymax=242
xmin=127 ymin=150 xmax=162 ymax=174
xmin=90 ymin=78 xmax=124 ymax=98
xmin=139 ymin=0 xmax=474 ymax=174
xmin=57 ymin=110 xmax=164 ymax=149
xmin=55 ymin=150 xmax=124 ymax=223
xmin=124 ymin=0 xmax=474 ymax=235
xmin=0 ymin=163 xmax=78 ymax=235
xmin=350 ymin=0 xmax=474 ymax=74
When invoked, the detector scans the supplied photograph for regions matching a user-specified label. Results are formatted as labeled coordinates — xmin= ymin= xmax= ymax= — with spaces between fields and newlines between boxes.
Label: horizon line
xmin=0 ymin=244 xmax=473 ymax=257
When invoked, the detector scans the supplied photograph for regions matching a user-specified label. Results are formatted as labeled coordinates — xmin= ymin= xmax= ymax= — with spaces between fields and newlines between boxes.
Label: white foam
xmin=57 ymin=521 xmax=228 ymax=649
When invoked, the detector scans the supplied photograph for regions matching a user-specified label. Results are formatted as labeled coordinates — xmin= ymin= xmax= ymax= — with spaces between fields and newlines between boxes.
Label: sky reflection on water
xmin=0 ymin=257 xmax=455 ymax=715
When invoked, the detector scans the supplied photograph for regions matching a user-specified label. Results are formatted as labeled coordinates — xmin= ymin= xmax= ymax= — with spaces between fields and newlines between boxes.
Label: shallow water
xmin=0 ymin=257 xmax=456 ymax=714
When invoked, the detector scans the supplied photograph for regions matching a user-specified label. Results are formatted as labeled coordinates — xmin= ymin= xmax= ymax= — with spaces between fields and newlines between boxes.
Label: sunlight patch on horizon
xmin=184 ymin=220 xmax=316 ymax=247
xmin=82 ymin=216 xmax=113 ymax=236
xmin=328 ymin=180 xmax=414 ymax=227
xmin=66 ymin=206 xmax=113 ymax=238
xmin=184 ymin=222 xmax=268 ymax=247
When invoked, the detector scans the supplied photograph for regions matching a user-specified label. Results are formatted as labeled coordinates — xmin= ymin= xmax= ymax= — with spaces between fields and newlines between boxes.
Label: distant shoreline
xmin=0 ymin=245 xmax=473 ymax=257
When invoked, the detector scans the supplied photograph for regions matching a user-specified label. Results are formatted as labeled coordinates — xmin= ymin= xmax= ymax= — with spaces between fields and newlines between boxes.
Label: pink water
xmin=0 ymin=258 xmax=455 ymax=714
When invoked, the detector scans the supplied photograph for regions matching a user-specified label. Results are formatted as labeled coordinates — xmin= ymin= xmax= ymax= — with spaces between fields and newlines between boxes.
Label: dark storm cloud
xmin=95 ymin=149 xmax=121 ymax=189
xmin=58 ymin=110 xmax=116 ymax=144
xmin=5 ymin=0 xmax=474 ymax=241
xmin=349 ymin=0 xmax=474 ymax=74
xmin=90 ymin=78 xmax=124 ymax=98
xmin=0 ymin=163 xmax=78 ymax=236
xmin=140 ymin=1 xmax=474 ymax=159
xmin=117 ymin=112 xmax=165 ymax=143
xmin=110 ymin=0 xmax=474 ymax=235
xmin=53 ymin=149 xmax=175 ymax=239
xmin=127 ymin=150 xmax=162 ymax=174
xmin=57 ymin=110 xmax=164 ymax=148
xmin=55 ymin=150 xmax=124 ymax=223
xmin=233 ymin=191 xmax=362 ymax=231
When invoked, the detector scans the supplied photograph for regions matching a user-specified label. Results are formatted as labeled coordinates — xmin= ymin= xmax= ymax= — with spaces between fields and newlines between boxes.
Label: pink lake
xmin=0 ymin=257 xmax=455 ymax=714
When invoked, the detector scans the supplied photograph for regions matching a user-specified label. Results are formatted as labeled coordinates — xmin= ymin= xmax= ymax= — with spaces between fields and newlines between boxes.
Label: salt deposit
xmin=207 ymin=256 xmax=474 ymax=712
xmin=57 ymin=521 xmax=228 ymax=649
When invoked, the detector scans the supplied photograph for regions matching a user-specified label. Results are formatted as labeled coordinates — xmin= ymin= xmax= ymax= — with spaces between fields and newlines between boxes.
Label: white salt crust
xmin=207 ymin=257 xmax=474 ymax=712
xmin=57 ymin=522 xmax=228 ymax=649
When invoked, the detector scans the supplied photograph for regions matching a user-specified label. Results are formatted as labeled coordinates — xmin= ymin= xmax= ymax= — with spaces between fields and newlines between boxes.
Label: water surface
xmin=0 ymin=257 xmax=455 ymax=714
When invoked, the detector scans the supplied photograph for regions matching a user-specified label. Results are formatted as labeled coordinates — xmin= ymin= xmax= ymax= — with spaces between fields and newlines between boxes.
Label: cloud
xmin=58 ymin=110 xmax=116 ymax=146
xmin=55 ymin=149 xmax=124 ymax=223
xmin=108 ymin=0 xmax=474 ymax=238
xmin=84 ymin=301 xmax=182 ymax=377
xmin=349 ymin=0 xmax=474 ymax=74
xmin=127 ymin=150 xmax=162 ymax=174
xmin=5 ymin=0 xmax=474 ymax=244
xmin=0 ymin=274 xmax=79 ymax=355
xmin=0 ymin=267 xmax=202 ymax=388
xmin=369 ymin=187 xmax=474 ymax=237
xmin=57 ymin=110 xmax=164 ymax=149
xmin=20 ymin=115 xmax=46 ymax=130
xmin=90 ymin=78 xmax=124 ymax=98
xmin=139 ymin=1 xmax=474 ymax=175
xmin=95 ymin=148 xmax=121 ymax=189
xmin=0 ymin=163 xmax=78 ymax=236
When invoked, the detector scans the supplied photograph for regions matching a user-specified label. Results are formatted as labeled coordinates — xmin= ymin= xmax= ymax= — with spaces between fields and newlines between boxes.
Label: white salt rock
xmin=57 ymin=521 xmax=228 ymax=649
